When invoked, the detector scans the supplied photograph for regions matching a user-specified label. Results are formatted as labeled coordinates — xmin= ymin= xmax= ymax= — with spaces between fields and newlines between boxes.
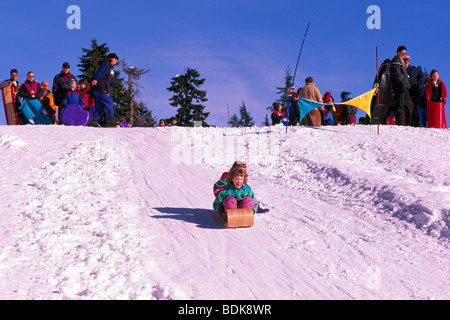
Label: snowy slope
xmin=0 ymin=124 xmax=449 ymax=300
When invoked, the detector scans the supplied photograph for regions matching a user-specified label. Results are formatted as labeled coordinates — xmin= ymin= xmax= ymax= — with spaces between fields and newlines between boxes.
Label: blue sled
xmin=19 ymin=99 xmax=54 ymax=125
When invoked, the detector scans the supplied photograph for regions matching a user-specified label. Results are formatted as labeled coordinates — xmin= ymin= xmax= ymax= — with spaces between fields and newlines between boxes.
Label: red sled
xmin=1 ymin=82 xmax=19 ymax=125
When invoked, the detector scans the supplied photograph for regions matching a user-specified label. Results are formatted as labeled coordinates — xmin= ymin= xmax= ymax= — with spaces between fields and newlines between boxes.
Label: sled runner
xmin=19 ymin=98 xmax=54 ymax=125
xmin=222 ymin=208 xmax=254 ymax=228
xmin=1 ymin=82 xmax=19 ymax=125
xmin=60 ymin=103 xmax=91 ymax=126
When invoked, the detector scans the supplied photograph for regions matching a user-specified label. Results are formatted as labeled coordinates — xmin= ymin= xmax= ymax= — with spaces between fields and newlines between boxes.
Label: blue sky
xmin=1 ymin=0 xmax=449 ymax=126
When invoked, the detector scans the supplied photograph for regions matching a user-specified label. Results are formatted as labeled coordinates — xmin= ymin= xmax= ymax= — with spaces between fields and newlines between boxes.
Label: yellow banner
xmin=339 ymin=86 xmax=378 ymax=118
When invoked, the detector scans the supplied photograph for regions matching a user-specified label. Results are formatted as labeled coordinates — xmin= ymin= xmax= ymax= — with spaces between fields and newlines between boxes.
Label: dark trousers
xmin=393 ymin=86 xmax=413 ymax=125
xmin=92 ymin=91 xmax=114 ymax=122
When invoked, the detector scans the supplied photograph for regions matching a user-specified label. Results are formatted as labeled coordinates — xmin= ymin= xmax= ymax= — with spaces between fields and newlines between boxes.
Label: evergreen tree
xmin=78 ymin=39 xmax=109 ymax=82
xmin=230 ymin=101 xmax=254 ymax=127
xmin=230 ymin=114 xmax=240 ymax=127
xmin=263 ymin=114 xmax=270 ymax=126
xmin=167 ymin=68 xmax=209 ymax=127
xmin=273 ymin=67 xmax=294 ymax=114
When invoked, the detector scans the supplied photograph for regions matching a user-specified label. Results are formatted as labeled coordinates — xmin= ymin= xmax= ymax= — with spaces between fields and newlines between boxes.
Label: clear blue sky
xmin=1 ymin=0 xmax=449 ymax=126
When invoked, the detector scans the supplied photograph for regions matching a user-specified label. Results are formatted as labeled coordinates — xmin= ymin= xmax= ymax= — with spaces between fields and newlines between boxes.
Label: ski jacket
xmin=40 ymin=91 xmax=58 ymax=123
xmin=213 ymin=172 xmax=251 ymax=198
xmin=390 ymin=55 xmax=410 ymax=90
xmin=92 ymin=60 xmax=113 ymax=94
xmin=18 ymin=80 xmax=44 ymax=99
xmin=213 ymin=183 xmax=258 ymax=213
xmin=80 ymin=86 xmax=95 ymax=109
xmin=62 ymin=90 xmax=85 ymax=107
xmin=425 ymin=80 xmax=447 ymax=104
xmin=407 ymin=65 xmax=425 ymax=92
xmin=298 ymin=83 xmax=323 ymax=127
xmin=52 ymin=71 xmax=77 ymax=100
xmin=271 ymin=110 xmax=286 ymax=125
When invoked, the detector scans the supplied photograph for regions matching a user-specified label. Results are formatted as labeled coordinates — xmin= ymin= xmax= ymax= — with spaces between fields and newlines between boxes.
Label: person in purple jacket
xmin=90 ymin=53 xmax=119 ymax=127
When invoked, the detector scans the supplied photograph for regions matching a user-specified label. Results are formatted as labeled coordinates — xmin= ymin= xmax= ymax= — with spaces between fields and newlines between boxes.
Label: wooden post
xmin=228 ymin=103 xmax=230 ymax=127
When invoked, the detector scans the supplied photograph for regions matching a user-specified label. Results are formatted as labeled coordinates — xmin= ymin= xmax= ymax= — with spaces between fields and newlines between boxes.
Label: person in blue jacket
xmin=62 ymin=79 xmax=84 ymax=107
xmin=90 ymin=53 xmax=119 ymax=127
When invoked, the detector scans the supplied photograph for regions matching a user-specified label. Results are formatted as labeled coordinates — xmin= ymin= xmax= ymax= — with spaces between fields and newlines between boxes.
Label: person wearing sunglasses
xmin=390 ymin=45 xmax=413 ymax=126
xmin=18 ymin=71 xmax=44 ymax=100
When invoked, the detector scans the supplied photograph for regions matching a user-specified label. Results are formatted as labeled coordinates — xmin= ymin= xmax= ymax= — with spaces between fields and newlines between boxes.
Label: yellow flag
xmin=339 ymin=86 xmax=378 ymax=118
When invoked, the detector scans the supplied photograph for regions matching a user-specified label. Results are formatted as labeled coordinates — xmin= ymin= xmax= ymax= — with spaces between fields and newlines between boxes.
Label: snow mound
xmin=0 ymin=125 xmax=449 ymax=300
xmin=0 ymin=135 xmax=26 ymax=149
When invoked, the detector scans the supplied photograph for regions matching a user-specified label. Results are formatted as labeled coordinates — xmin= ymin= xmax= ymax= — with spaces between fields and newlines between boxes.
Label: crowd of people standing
xmin=0 ymin=53 xmax=125 ymax=127
xmin=271 ymin=45 xmax=447 ymax=129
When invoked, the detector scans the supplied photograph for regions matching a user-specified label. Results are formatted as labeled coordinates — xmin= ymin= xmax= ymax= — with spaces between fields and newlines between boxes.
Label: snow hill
xmin=0 ymin=124 xmax=449 ymax=300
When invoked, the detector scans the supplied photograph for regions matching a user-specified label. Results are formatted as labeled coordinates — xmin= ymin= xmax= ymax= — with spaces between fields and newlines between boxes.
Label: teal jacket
xmin=213 ymin=183 xmax=258 ymax=213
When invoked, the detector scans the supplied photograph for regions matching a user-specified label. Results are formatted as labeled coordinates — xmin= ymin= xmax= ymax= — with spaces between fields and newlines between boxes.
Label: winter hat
xmin=323 ymin=91 xmax=332 ymax=103
xmin=341 ymin=91 xmax=351 ymax=101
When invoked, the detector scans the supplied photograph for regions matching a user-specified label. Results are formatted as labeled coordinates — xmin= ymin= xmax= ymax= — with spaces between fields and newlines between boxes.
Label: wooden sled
xmin=1 ymin=82 xmax=19 ymax=125
xmin=224 ymin=208 xmax=254 ymax=228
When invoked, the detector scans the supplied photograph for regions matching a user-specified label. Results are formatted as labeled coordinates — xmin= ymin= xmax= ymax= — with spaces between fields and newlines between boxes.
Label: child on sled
xmin=213 ymin=161 xmax=247 ymax=197
xmin=213 ymin=161 xmax=268 ymax=213
xmin=213 ymin=166 xmax=258 ymax=219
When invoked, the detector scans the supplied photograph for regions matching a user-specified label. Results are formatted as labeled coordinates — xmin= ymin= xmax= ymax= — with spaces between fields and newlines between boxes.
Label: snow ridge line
xmin=256 ymin=146 xmax=450 ymax=243
xmin=10 ymin=139 xmax=169 ymax=299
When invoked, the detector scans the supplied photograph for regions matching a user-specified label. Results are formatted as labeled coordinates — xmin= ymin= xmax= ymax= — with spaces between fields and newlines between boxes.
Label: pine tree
xmin=78 ymin=39 xmax=109 ymax=82
xmin=167 ymin=68 xmax=209 ymax=127
xmin=273 ymin=67 xmax=294 ymax=114
xmin=230 ymin=101 xmax=254 ymax=127
xmin=230 ymin=114 xmax=240 ymax=127
xmin=238 ymin=101 xmax=254 ymax=127
xmin=263 ymin=114 xmax=270 ymax=126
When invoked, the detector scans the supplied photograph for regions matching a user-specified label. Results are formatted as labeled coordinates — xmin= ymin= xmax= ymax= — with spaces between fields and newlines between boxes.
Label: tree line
xmin=80 ymin=39 xmax=292 ymax=127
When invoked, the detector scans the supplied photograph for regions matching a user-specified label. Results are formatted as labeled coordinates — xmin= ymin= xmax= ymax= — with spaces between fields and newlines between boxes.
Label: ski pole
xmin=292 ymin=21 xmax=310 ymax=86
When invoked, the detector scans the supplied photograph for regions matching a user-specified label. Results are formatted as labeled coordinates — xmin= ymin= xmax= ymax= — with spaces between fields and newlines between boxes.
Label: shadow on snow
xmin=151 ymin=207 xmax=224 ymax=229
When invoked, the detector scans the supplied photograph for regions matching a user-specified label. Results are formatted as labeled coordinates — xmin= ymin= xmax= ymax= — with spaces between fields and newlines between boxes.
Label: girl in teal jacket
xmin=213 ymin=166 xmax=258 ymax=215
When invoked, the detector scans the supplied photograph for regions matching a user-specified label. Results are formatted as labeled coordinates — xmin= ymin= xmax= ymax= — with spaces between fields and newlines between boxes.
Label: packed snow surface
xmin=0 ymin=124 xmax=449 ymax=300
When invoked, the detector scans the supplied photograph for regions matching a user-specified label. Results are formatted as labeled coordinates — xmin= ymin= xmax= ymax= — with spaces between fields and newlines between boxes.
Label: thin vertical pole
xmin=376 ymin=46 xmax=380 ymax=135
xmin=292 ymin=21 xmax=310 ymax=86
xmin=228 ymin=103 xmax=230 ymax=127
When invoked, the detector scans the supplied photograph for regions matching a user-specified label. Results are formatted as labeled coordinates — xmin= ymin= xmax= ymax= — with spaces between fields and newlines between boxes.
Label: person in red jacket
xmin=425 ymin=69 xmax=447 ymax=105
xmin=425 ymin=69 xmax=447 ymax=128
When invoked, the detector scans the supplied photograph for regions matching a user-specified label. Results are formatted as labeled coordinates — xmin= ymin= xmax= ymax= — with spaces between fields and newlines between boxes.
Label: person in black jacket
xmin=271 ymin=102 xmax=286 ymax=125
xmin=18 ymin=71 xmax=44 ymax=100
xmin=404 ymin=55 xmax=426 ymax=127
xmin=390 ymin=46 xmax=413 ymax=125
